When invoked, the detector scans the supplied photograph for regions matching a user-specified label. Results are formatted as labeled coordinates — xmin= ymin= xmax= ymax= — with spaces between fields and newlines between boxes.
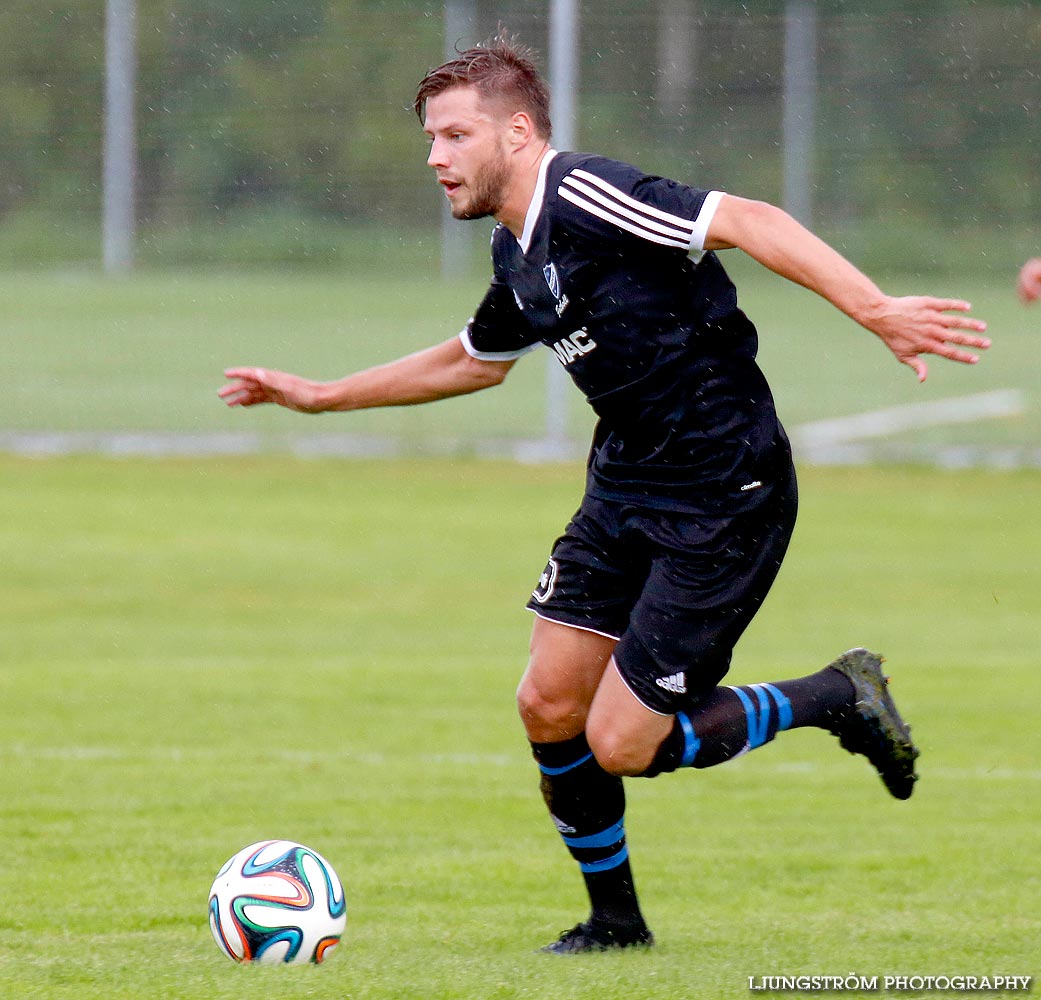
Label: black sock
xmin=531 ymin=732 xmax=647 ymax=933
xmin=643 ymin=667 xmax=855 ymax=776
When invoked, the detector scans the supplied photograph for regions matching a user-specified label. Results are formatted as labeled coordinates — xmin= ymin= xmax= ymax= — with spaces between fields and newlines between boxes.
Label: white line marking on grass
xmin=5 ymin=745 xmax=1041 ymax=782
xmin=1 ymin=389 xmax=1038 ymax=468
xmin=0 ymin=744 xmax=521 ymax=769
xmin=0 ymin=429 xmax=584 ymax=463
xmin=792 ymin=389 xmax=1025 ymax=450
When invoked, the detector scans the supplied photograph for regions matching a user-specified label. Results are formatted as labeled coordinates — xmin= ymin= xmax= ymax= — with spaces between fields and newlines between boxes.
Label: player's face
xmin=424 ymin=86 xmax=512 ymax=221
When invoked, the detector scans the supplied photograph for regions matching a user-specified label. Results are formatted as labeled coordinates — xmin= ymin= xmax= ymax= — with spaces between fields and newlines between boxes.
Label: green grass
xmin=1 ymin=455 xmax=1038 ymax=999
xmin=0 ymin=271 xmax=556 ymax=445
xmin=1 ymin=268 xmax=1037 ymax=453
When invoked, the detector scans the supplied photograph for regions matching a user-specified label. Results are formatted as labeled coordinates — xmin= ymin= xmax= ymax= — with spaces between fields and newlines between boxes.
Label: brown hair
xmin=413 ymin=33 xmax=552 ymax=140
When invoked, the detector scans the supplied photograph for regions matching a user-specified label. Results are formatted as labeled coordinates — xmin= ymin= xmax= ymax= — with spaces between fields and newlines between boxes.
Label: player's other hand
xmin=867 ymin=296 xmax=989 ymax=383
xmin=1017 ymin=258 xmax=1041 ymax=305
xmin=219 ymin=367 xmax=328 ymax=413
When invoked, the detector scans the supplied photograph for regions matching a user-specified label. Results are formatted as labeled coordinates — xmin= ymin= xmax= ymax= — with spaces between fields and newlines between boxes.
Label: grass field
xmin=1 ymin=454 xmax=1038 ymax=999
xmin=1 ymin=267 xmax=1038 ymax=458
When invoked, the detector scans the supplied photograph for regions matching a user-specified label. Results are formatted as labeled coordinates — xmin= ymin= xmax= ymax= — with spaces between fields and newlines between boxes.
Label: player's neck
xmin=496 ymin=143 xmax=552 ymax=238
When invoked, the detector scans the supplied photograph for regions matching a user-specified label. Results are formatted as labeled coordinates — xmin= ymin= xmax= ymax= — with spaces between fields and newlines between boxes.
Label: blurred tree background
xmin=0 ymin=0 xmax=1037 ymax=274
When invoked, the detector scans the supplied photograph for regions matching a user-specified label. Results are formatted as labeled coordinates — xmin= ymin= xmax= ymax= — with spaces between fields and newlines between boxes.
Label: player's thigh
xmin=517 ymin=616 xmax=618 ymax=743
xmin=614 ymin=484 xmax=798 ymax=717
xmin=519 ymin=495 xmax=646 ymax=742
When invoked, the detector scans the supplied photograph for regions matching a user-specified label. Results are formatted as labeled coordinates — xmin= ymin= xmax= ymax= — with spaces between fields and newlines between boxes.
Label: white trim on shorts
xmin=527 ymin=608 xmax=621 ymax=643
xmin=610 ymin=660 xmax=674 ymax=717
xmin=528 ymin=610 xmax=674 ymax=717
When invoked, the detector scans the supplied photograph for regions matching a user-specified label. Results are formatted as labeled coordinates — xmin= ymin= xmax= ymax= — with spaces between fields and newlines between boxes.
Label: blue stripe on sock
xmin=562 ymin=820 xmax=625 ymax=850
xmin=729 ymin=685 xmax=758 ymax=748
xmin=752 ymin=684 xmax=771 ymax=746
xmin=760 ymin=683 xmax=793 ymax=731
xmin=537 ymin=751 xmax=594 ymax=776
xmin=676 ymin=710 xmax=700 ymax=767
xmin=579 ymin=844 xmax=629 ymax=874
xmin=730 ymin=685 xmax=769 ymax=749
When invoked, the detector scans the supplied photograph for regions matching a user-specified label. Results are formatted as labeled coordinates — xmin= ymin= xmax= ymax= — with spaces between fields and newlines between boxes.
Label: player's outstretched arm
xmin=219 ymin=335 xmax=515 ymax=413
xmin=1017 ymin=258 xmax=1041 ymax=304
xmin=704 ymin=195 xmax=990 ymax=382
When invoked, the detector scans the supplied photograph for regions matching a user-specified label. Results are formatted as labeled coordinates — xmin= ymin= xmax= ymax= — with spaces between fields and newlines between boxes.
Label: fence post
xmin=103 ymin=0 xmax=137 ymax=274
xmin=440 ymin=0 xmax=478 ymax=281
xmin=541 ymin=0 xmax=580 ymax=460
xmin=782 ymin=0 xmax=818 ymax=227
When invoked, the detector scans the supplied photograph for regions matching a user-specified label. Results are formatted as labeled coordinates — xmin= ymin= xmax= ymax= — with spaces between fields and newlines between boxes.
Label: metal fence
xmin=2 ymin=1 xmax=1039 ymax=464
xmin=1 ymin=1 xmax=1037 ymax=272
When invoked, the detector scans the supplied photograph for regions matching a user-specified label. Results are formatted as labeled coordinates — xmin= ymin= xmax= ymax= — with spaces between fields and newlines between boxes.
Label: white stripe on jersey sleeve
xmin=561 ymin=175 xmax=696 ymax=248
xmin=458 ymin=327 xmax=540 ymax=363
xmin=559 ymin=185 xmax=693 ymax=250
xmin=558 ymin=167 xmax=724 ymax=256
xmin=569 ymin=169 xmax=699 ymax=236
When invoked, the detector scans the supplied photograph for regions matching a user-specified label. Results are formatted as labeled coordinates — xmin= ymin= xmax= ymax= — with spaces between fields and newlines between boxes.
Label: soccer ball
xmin=208 ymin=840 xmax=347 ymax=964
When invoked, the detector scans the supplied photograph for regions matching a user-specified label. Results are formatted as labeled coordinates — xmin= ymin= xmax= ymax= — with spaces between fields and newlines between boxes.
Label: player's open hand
xmin=867 ymin=296 xmax=989 ymax=383
xmin=219 ymin=367 xmax=328 ymax=413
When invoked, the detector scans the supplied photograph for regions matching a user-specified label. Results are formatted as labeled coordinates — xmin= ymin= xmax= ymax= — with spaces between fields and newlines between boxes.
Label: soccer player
xmin=1017 ymin=258 xmax=1041 ymax=303
xmin=219 ymin=36 xmax=990 ymax=954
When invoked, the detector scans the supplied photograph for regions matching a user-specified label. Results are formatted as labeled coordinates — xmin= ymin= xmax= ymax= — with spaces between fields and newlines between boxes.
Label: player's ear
xmin=507 ymin=110 xmax=535 ymax=148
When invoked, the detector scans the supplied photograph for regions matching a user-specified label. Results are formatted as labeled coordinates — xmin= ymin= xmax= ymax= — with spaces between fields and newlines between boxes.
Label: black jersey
xmin=460 ymin=150 xmax=790 ymax=515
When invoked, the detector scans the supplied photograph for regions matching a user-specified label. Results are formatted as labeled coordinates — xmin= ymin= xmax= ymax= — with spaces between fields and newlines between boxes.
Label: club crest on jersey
xmin=543 ymin=261 xmax=570 ymax=317
xmin=543 ymin=262 xmax=562 ymax=299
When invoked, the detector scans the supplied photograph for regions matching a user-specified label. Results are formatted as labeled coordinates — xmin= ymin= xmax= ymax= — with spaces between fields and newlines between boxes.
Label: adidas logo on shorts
xmin=655 ymin=671 xmax=687 ymax=695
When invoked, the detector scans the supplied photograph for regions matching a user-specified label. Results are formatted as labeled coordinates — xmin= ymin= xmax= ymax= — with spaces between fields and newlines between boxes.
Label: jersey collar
xmin=517 ymin=148 xmax=557 ymax=254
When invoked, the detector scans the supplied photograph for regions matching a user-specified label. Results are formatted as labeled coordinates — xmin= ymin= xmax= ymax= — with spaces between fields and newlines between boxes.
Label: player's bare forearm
xmin=705 ymin=195 xmax=990 ymax=381
xmin=705 ymin=197 xmax=884 ymax=319
xmin=220 ymin=336 xmax=514 ymax=413
xmin=318 ymin=337 xmax=514 ymax=411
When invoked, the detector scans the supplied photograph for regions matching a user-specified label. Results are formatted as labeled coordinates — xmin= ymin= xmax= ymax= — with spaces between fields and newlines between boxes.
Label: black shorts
xmin=526 ymin=464 xmax=798 ymax=715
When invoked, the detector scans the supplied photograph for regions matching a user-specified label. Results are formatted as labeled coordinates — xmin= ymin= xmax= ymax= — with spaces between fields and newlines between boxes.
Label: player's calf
xmin=637 ymin=660 xmax=858 ymax=776
xmin=634 ymin=648 xmax=919 ymax=800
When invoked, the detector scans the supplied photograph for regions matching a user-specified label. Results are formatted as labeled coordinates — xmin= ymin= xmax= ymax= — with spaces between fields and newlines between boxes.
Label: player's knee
xmin=587 ymin=724 xmax=656 ymax=777
xmin=516 ymin=674 xmax=588 ymax=742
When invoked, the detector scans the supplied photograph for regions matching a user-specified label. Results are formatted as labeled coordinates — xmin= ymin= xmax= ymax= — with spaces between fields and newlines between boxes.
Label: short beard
xmin=453 ymin=152 xmax=510 ymax=221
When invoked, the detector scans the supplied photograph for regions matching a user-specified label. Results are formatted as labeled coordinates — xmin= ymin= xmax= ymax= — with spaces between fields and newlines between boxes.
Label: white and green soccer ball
xmin=208 ymin=840 xmax=347 ymax=964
